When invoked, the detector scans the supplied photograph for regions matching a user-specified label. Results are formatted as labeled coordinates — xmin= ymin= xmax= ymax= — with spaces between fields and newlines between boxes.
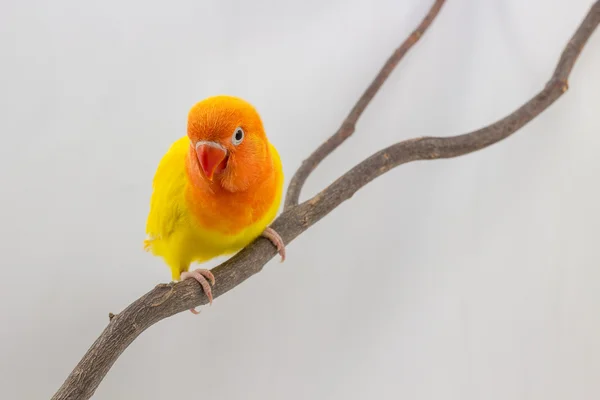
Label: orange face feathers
xmin=186 ymin=95 xmax=272 ymax=193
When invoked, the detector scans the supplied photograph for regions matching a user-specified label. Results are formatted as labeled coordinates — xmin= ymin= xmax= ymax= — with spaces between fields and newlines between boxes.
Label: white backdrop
xmin=1 ymin=0 xmax=599 ymax=399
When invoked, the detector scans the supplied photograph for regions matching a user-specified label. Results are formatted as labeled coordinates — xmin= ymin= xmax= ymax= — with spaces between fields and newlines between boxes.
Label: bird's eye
xmin=232 ymin=127 xmax=244 ymax=145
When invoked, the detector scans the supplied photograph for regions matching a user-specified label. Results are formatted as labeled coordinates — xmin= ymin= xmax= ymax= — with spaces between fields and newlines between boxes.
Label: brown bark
xmin=52 ymin=1 xmax=600 ymax=399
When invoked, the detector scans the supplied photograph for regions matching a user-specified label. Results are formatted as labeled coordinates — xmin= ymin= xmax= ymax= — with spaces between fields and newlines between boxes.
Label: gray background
xmin=1 ymin=0 xmax=600 ymax=399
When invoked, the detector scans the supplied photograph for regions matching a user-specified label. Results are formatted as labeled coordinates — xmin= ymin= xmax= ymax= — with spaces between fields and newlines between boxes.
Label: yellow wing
xmin=144 ymin=136 xmax=190 ymax=245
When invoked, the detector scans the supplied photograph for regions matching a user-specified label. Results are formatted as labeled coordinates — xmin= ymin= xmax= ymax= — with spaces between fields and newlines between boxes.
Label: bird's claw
xmin=181 ymin=268 xmax=216 ymax=314
xmin=261 ymin=227 xmax=286 ymax=262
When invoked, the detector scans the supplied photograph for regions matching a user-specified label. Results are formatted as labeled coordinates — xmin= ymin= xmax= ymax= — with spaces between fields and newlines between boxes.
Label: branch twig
xmin=52 ymin=1 xmax=600 ymax=399
xmin=284 ymin=0 xmax=446 ymax=209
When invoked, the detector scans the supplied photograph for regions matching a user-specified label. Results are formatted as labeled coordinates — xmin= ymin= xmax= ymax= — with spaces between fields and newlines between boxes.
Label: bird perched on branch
xmin=144 ymin=95 xmax=286 ymax=313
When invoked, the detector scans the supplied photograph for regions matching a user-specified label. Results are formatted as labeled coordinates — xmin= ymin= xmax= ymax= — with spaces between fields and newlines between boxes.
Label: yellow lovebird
xmin=144 ymin=95 xmax=285 ymax=313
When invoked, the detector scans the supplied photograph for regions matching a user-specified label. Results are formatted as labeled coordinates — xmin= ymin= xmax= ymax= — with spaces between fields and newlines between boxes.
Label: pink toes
xmin=181 ymin=268 xmax=216 ymax=313
xmin=261 ymin=227 xmax=286 ymax=262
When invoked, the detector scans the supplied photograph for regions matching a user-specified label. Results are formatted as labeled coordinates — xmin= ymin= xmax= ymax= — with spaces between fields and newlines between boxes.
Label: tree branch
xmin=284 ymin=0 xmax=447 ymax=209
xmin=52 ymin=1 xmax=600 ymax=399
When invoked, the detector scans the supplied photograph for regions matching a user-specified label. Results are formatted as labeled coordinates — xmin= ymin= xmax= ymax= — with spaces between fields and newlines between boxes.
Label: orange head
xmin=186 ymin=95 xmax=272 ymax=192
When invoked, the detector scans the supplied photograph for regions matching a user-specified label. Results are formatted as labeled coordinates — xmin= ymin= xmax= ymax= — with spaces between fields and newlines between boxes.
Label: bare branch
xmin=52 ymin=1 xmax=600 ymax=399
xmin=284 ymin=0 xmax=447 ymax=209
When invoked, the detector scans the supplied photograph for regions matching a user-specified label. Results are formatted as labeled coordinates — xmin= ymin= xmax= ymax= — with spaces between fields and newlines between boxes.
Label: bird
xmin=144 ymin=95 xmax=286 ymax=313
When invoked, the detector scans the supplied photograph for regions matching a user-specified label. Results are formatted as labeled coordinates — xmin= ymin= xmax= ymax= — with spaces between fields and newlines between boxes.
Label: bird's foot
xmin=261 ymin=227 xmax=286 ymax=262
xmin=180 ymin=268 xmax=216 ymax=314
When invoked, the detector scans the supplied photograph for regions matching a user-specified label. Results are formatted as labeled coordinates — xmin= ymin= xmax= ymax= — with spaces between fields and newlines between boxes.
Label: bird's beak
xmin=195 ymin=141 xmax=228 ymax=181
